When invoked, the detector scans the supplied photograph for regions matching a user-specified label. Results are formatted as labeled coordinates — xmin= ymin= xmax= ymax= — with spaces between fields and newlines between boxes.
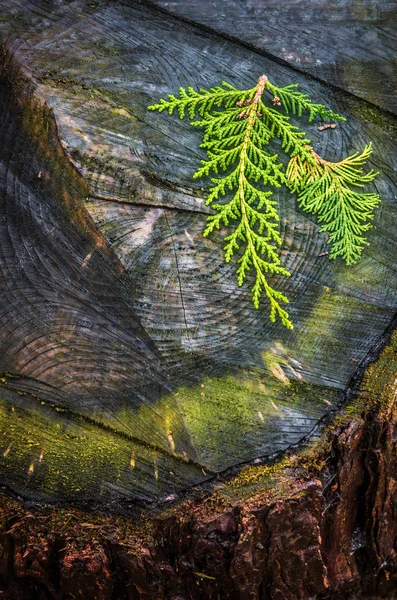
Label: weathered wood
xmin=0 ymin=0 xmax=396 ymax=514
xmin=1 ymin=329 xmax=397 ymax=599
xmin=0 ymin=52 xmax=207 ymax=511
xmin=148 ymin=0 xmax=397 ymax=115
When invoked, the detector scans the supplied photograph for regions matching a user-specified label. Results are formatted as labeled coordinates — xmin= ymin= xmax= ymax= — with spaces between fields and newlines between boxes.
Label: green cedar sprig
xmin=148 ymin=76 xmax=381 ymax=328
xmin=287 ymin=144 xmax=380 ymax=264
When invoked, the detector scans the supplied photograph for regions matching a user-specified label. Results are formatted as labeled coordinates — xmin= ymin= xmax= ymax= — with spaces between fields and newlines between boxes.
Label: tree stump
xmin=0 ymin=0 xmax=396 ymax=598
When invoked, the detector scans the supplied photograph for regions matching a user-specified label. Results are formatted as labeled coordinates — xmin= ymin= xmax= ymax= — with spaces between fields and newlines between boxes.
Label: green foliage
xmin=148 ymin=76 xmax=380 ymax=328
xmin=287 ymin=144 xmax=380 ymax=265
xmin=148 ymin=81 xmax=245 ymax=119
xmin=265 ymin=81 xmax=347 ymax=123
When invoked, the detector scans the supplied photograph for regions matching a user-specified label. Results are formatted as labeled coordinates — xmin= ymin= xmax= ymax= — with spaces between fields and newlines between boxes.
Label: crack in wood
xmin=0 ymin=374 xmax=214 ymax=476
xmin=141 ymin=0 xmax=397 ymax=121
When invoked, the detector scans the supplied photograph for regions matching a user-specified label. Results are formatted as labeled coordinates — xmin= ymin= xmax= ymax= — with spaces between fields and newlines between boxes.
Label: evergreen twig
xmin=148 ymin=75 xmax=381 ymax=328
xmin=287 ymin=144 xmax=380 ymax=264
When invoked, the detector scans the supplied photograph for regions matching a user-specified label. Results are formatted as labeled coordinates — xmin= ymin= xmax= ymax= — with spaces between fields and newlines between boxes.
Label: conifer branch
xmin=196 ymin=75 xmax=293 ymax=328
xmin=148 ymin=81 xmax=251 ymax=119
xmin=257 ymin=101 xmax=313 ymax=159
xmin=265 ymin=80 xmax=346 ymax=123
xmin=148 ymin=74 xmax=381 ymax=327
xmin=287 ymin=144 xmax=380 ymax=264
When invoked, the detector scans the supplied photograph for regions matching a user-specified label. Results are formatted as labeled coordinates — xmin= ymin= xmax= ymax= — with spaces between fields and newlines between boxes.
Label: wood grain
xmin=0 ymin=0 xmax=396 ymax=511
xmin=148 ymin=0 xmax=397 ymax=115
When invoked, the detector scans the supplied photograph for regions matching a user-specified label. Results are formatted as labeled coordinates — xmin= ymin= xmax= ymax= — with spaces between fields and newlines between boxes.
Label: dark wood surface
xmin=0 ymin=0 xmax=396 ymax=512
xmin=149 ymin=0 xmax=397 ymax=115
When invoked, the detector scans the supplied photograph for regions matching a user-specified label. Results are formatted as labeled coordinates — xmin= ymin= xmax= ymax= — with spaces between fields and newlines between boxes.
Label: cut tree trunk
xmin=0 ymin=0 xmax=396 ymax=598
xmin=1 ymin=332 xmax=397 ymax=599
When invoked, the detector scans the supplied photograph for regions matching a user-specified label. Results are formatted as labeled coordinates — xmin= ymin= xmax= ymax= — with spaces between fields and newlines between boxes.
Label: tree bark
xmin=1 ymin=329 xmax=397 ymax=599
xmin=0 ymin=1 xmax=396 ymax=598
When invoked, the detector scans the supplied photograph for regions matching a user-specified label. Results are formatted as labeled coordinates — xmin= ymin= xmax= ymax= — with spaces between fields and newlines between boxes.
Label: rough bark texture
xmin=0 ymin=1 xmax=396 ymax=598
xmin=0 ymin=401 xmax=396 ymax=599
xmin=1 ymin=328 xmax=397 ymax=599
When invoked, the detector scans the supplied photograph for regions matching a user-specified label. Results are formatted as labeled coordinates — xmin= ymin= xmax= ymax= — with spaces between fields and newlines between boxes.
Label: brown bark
xmin=0 ymin=2 xmax=396 ymax=599
xmin=0 ymin=393 xmax=397 ymax=600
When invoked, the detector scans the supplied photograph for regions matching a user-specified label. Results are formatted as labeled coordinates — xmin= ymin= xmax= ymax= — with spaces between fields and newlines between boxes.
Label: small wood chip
xmin=318 ymin=123 xmax=337 ymax=131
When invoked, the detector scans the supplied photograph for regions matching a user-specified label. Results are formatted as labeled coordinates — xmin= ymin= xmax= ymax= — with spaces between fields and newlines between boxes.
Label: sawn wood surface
xmin=0 ymin=0 xmax=395 ymax=512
